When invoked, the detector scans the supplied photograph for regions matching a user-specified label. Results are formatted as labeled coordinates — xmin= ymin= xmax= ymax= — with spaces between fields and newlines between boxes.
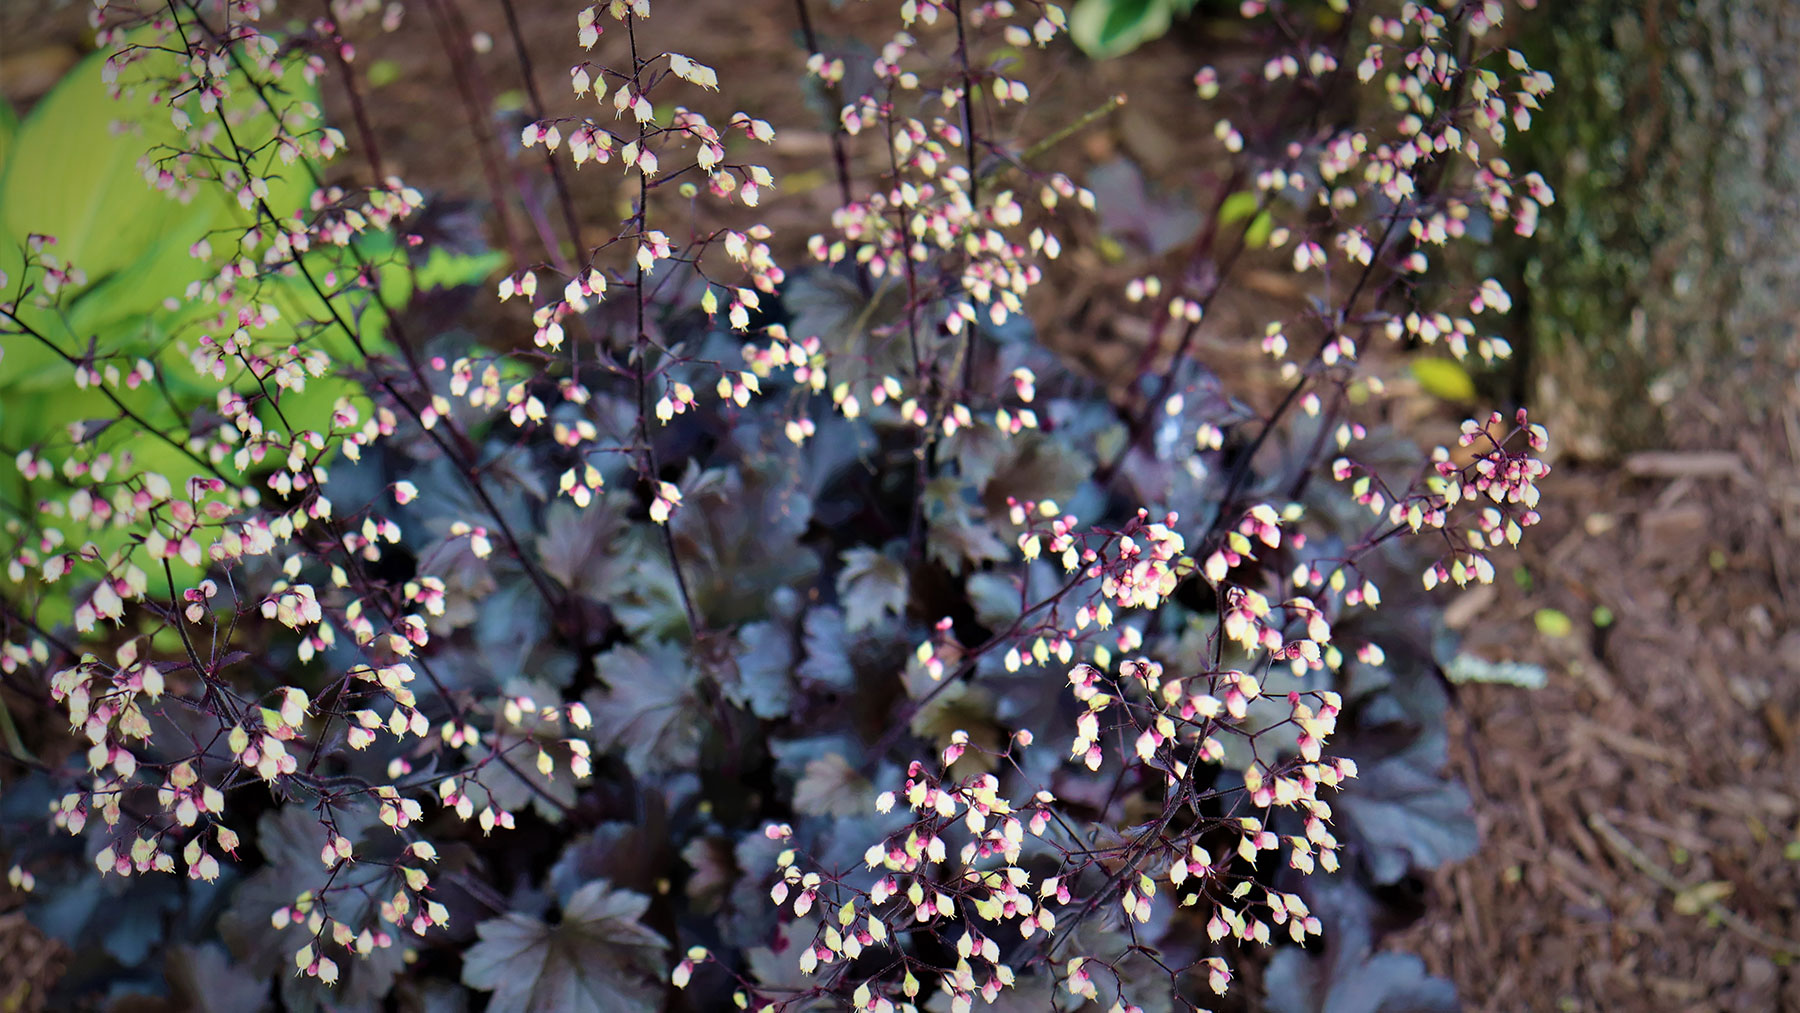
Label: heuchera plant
xmin=0 ymin=0 xmax=1555 ymax=1009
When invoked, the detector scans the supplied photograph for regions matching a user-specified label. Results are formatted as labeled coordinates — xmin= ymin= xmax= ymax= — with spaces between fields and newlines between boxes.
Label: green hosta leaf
xmin=416 ymin=242 xmax=508 ymax=289
xmin=461 ymin=880 xmax=668 ymax=1013
xmin=0 ymin=49 xmax=353 ymax=603
xmin=0 ymin=50 xmax=234 ymax=544
xmin=0 ymin=98 xmax=17 ymax=170
xmin=0 ymin=52 xmax=226 ymax=311
xmin=0 ymin=47 xmax=317 ymax=369
xmin=1069 ymin=0 xmax=1172 ymax=60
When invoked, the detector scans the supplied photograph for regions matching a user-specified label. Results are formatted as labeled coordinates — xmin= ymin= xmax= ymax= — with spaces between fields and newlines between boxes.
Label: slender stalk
xmin=314 ymin=0 xmax=385 ymax=181
xmin=791 ymin=0 xmax=858 ymax=215
xmin=421 ymin=0 xmax=530 ymax=269
xmin=0 ymin=308 xmax=230 ymax=485
xmin=626 ymin=16 xmax=702 ymax=636
xmin=496 ymin=0 xmax=587 ymax=268
xmin=172 ymin=0 xmax=567 ymax=612
xmin=952 ymin=0 xmax=978 ymax=203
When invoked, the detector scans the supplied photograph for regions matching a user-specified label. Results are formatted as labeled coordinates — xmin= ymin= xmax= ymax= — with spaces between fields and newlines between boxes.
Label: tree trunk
xmin=1517 ymin=0 xmax=1800 ymax=457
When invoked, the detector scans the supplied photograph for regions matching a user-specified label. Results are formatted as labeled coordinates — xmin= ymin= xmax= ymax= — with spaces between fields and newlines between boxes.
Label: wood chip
xmin=1443 ymin=582 xmax=1498 ymax=630
xmin=1577 ymin=719 xmax=1690 ymax=771
xmin=1516 ymin=765 xmax=1549 ymax=852
xmin=1624 ymin=450 xmax=1753 ymax=485
xmin=1763 ymin=701 xmax=1793 ymax=753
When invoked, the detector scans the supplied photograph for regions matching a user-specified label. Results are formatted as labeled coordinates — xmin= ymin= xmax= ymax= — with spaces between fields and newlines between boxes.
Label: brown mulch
xmin=1394 ymin=406 xmax=1800 ymax=1011
xmin=0 ymin=907 xmax=67 ymax=1013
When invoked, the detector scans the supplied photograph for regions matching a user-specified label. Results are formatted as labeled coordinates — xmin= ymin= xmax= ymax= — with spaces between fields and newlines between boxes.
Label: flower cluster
xmin=0 ymin=0 xmax=1554 ymax=1008
xmin=728 ymin=1 xmax=1558 ymax=1009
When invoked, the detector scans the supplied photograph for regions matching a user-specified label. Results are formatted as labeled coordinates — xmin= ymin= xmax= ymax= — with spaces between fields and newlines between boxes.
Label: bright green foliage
xmin=1069 ymin=0 xmax=1198 ymax=59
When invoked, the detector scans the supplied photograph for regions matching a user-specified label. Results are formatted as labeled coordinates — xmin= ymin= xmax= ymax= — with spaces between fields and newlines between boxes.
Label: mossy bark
xmin=1513 ymin=0 xmax=1800 ymax=456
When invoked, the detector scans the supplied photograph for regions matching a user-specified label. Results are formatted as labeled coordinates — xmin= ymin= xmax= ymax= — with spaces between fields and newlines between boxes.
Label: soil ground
xmin=1394 ymin=411 xmax=1800 ymax=1012
xmin=5 ymin=3 xmax=1799 ymax=1011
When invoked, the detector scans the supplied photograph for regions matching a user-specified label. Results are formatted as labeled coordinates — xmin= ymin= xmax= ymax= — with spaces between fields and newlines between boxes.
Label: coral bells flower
xmin=1096 ymin=512 xmax=1189 ymax=610
xmin=648 ymin=481 xmax=683 ymax=523
xmin=1454 ymin=409 xmax=1550 ymax=512
xmin=1410 ymin=409 xmax=1552 ymax=588
xmin=6 ymin=0 xmax=1560 ymax=1008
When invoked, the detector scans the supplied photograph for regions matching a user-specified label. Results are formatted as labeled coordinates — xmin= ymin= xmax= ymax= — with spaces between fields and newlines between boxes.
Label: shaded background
xmin=3 ymin=0 xmax=1798 ymax=1009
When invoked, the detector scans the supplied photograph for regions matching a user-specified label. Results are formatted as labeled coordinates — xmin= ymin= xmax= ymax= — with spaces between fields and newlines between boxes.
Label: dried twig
xmin=1586 ymin=811 xmax=1800 ymax=957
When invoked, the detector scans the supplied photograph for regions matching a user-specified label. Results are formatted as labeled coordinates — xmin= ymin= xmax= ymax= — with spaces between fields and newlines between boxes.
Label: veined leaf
xmin=585 ymin=641 xmax=705 ymax=774
xmin=836 ymin=546 xmax=908 ymax=633
xmin=1265 ymin=870 xmax=1458 ymax=1013
xmin=461 ymin=880 xmax=668 ymax=1013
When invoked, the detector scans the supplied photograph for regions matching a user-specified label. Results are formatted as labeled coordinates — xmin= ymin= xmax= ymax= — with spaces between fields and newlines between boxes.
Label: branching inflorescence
xmin=0 ymin=0 xmax=1552 ymax=1009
